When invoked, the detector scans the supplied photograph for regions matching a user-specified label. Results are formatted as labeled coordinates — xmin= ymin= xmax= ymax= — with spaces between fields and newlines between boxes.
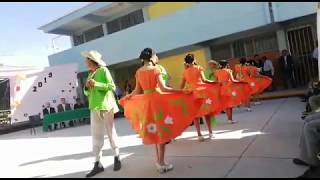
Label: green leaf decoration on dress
xmin=170 ymin=98 xmax=183 ymax=105
xmin=140 ymin=130 xmax=147 ymax=137
xmin=160 ymin=125 xmax=171 ymax=133
xmin=158 ymin=132 xmax=164 ymax=138
xmin=181 ymin=103 xmax=188 ymax=115
xmin=154 ymin=110 xmax=163 ymax=121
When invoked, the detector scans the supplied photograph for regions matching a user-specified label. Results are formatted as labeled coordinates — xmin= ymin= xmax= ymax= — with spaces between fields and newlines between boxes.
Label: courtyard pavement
xmin=0 ymin=97 xmax=308 ymax=178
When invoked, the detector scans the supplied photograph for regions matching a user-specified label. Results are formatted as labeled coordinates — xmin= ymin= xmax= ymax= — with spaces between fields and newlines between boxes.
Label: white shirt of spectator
xmin=284 ymin=56 xmax=288 ymax=67
xmin=263 ymin=59 xmax=274 ymax=76
xmin=313 ymin=47 xmax=318 ymax=60
xmin=62 ymin=104 xmax=66 ymax=111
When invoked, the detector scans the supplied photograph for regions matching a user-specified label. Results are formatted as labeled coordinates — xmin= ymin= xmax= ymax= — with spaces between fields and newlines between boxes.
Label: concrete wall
xmin=48 ymin=2 xmax=271 ymax=72
xmin=272 ymin=2 xmax=317 ymax=22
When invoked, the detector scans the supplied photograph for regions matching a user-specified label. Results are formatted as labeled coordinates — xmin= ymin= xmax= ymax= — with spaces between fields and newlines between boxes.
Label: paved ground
xmin=0 ymin=97 xmax=309 ymax=178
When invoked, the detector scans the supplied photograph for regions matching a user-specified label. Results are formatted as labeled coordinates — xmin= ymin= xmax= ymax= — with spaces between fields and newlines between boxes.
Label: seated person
xmin=293 ymin=113 xmax=320 ymax=178
xmin=42 ymin=102 xmax=56 ymax=131
xmin=57 ymin=98 xmax=73 ymax=127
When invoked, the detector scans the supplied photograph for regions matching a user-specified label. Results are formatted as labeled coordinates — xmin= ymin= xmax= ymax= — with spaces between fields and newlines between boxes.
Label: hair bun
xmin=184 ymin=54 xmax=195 ymax=64
xmin=139 ymin=48 xmax=153 ymax=60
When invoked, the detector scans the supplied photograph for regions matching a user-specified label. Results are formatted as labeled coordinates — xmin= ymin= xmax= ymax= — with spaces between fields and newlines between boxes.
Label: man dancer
xmin=82 ymin=50 xmax=121 ymax=177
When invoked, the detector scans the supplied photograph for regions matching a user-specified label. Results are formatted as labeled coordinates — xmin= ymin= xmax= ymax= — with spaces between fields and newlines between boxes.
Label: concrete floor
xmin=0 ymin=97 xmax=308 ymax=178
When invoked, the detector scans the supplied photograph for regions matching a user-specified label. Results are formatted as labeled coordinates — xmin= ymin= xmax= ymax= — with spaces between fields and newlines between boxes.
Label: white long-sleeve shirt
xmin=263 ymin=59 xmax=274 ymax=76
xmin=312 ymin=47 xmax=318 ymax=60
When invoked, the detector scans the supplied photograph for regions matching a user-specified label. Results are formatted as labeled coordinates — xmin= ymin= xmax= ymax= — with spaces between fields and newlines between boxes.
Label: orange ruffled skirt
xmin=189 ymin=83 xmax=223 ymax=117
xmin=119 ymin=90 xmax=202 ymax=145
xmin=220 ymin=82 xmax=251 ymax=109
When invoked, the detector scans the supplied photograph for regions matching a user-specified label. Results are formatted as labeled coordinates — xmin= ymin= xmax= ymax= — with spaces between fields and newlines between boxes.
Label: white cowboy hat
xmin=81 ymin=50 xmax=106 ymax=66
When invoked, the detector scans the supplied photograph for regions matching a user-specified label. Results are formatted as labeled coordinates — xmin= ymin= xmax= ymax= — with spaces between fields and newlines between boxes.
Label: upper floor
xmin=39 ymin=2 xmax=317 ymax=71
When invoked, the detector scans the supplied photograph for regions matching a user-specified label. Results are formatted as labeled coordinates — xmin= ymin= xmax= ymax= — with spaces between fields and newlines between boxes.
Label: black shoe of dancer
xmin=113 ymin=156 xmax=121 ymax=171
xmin=86 ymin=161 xmax=104 ymax=178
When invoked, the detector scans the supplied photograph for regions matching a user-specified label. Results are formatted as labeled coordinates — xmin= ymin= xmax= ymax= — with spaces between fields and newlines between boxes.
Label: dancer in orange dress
xmin=234 ymin=57 xmax=260 ymax=112
xmin=247 ymin=61 xmax=272 ymax=94
xmin=216 ymin=60 xmax=251 ymax=124
xmin=180 ymin=54 xmax=222 ymax=141
xmin=119 ymin=48 xmax=202 ymax=173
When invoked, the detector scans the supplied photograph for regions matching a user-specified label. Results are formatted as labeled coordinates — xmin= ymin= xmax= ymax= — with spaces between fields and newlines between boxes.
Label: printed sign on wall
xmin=0 ymin=64 xmax=78 ymax=124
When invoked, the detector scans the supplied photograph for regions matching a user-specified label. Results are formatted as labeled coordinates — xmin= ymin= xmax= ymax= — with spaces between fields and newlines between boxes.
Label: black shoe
xmin=293 ymin=158 xmax=309 ymax=166
xmin=297 ymin=167 xmax=319 ymax=178
xmin=54 ymin=124 xmax=58 ymax=130
xmin=86 ymin=161 xmax=104 ymax=178
xmin=113 ymin=156 xmax=121 ymax=171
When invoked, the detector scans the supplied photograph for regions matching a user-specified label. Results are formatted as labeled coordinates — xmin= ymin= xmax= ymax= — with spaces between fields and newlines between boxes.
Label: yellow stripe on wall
xmin=158 ymin=48 xmax=208 ymax=89
xmin=147 ymin=2 xmax=195 ymax=20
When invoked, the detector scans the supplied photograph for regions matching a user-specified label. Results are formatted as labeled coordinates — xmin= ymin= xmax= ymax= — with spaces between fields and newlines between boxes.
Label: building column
xmin=70 ymin=36 xmax=75 ymax=47
xmin=276 ymin=29 xmax=288 ymax=52
xmin=102 ymin=23 xmax=108 ymax=35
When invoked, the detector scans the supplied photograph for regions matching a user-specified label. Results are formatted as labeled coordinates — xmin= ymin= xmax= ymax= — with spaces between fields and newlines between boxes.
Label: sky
xmin=0 ymin=2 xmax=89 ymax=67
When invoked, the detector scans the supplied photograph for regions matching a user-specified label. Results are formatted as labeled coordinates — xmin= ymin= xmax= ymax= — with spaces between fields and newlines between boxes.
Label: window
xmin=233 ymin=40 xmax=246 ymax=58
xmin=73 ymin=34 xmax=84 ymax=46
xmin=210 ymin=44 xmax=232 ymax=60
xmin=253 ymin=34 xmax=278 ymax=53
xmin=107 ymin=9 xmax=144 ymax=34
xmin=231 ymin=33 xmax=278 ymax=57
xmin=83 ymin=25 xmax=104 ymax=42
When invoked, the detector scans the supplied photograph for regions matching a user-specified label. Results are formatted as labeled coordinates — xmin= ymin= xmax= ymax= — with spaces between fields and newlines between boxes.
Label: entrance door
xmin=287 ymin=25 xmax=317 ymax=87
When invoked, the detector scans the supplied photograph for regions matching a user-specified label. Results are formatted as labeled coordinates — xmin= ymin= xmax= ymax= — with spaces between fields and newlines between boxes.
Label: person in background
xmin=254 ymin=54 xmax=264 ymax=70
xmin=262 ymin=56 xmax=275 ymax=91
xmin=82 ymin=50 xmax=121 ymax=177
xmin=42 ymin=102 xmax=56 ymax=131
xmin=124 ymin=80 xmax=133 ymax=96
xmin=115 ymin=86 xmax=123 ymax=100
xmin=279 ymin=49 xmax=295 ymax=89
xmin=74 ymin=98 xmax=85 ymax=124
xmin=312 ymin=42 xmax=318 ymax=77
xmin=57 ymin=97 xmax=73 ymax=127
xmin=247 ymin=56 xmax=258 ymax=68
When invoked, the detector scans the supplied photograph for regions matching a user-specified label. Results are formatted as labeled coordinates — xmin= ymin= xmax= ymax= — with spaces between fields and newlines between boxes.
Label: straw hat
xmin=81 ymin=50 xmax=106 ymax=66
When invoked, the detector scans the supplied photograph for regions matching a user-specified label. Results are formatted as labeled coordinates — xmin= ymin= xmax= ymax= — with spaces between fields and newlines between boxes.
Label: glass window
xmin=73 ymin=34 xmax=84 ymax=46
xmin=83 ymin=25 xmax=104 ymax=42
xmin=107 ymin=9 xmax=144 ymax=34
xmin=210 ymin=44 xmax=232 ymax=60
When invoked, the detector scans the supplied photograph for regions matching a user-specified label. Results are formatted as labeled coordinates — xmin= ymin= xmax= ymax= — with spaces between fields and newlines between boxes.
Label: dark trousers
xmin=284 ymin=69 xmax=296 ymax=89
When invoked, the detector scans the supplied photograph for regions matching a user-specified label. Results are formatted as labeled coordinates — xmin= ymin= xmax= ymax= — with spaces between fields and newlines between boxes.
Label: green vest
xmin=83 ymin=66 xmax=119 ymax=112
xmin=204 ymin=68 xmax=216 ymax=81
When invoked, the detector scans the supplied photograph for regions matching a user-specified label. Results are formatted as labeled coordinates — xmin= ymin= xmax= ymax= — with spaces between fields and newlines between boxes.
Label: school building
xmin=39 ymin=2 xmax=318 ymax=98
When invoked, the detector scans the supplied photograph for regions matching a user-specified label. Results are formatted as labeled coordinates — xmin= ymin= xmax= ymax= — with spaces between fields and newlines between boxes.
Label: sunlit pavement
xmin=0 ymin=97 xmax=308 ymax=178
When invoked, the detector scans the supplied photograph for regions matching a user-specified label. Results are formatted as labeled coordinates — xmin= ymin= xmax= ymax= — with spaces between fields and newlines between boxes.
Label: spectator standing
xmin=262 ymin=56 xmax=275 ymax=91
xmin=279 ymin=49 xmax=296 ymax=89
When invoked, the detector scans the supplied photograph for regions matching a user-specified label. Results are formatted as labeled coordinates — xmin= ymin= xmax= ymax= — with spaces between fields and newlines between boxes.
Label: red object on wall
xmin=16 ymin=86 xmax=20 ymax=92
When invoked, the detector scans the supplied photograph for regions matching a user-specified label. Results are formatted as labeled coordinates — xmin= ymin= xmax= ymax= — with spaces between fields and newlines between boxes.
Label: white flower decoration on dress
xmin=250 ymin=82 xmax=255 ymax=87
xmin=205 ymin=98 xmax=212 ymax=105
xmin=231 ymin=91 xmax=237 ymax=97
xmin=164 ymin=116 xmax=173 ymax=125
xmin=147 ymin=123 xmax=157 ymax=133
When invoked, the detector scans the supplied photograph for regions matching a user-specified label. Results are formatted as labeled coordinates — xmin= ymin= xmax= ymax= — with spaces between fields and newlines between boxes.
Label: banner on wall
xmin=0 ymin=64 xmax=79 ymax=124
